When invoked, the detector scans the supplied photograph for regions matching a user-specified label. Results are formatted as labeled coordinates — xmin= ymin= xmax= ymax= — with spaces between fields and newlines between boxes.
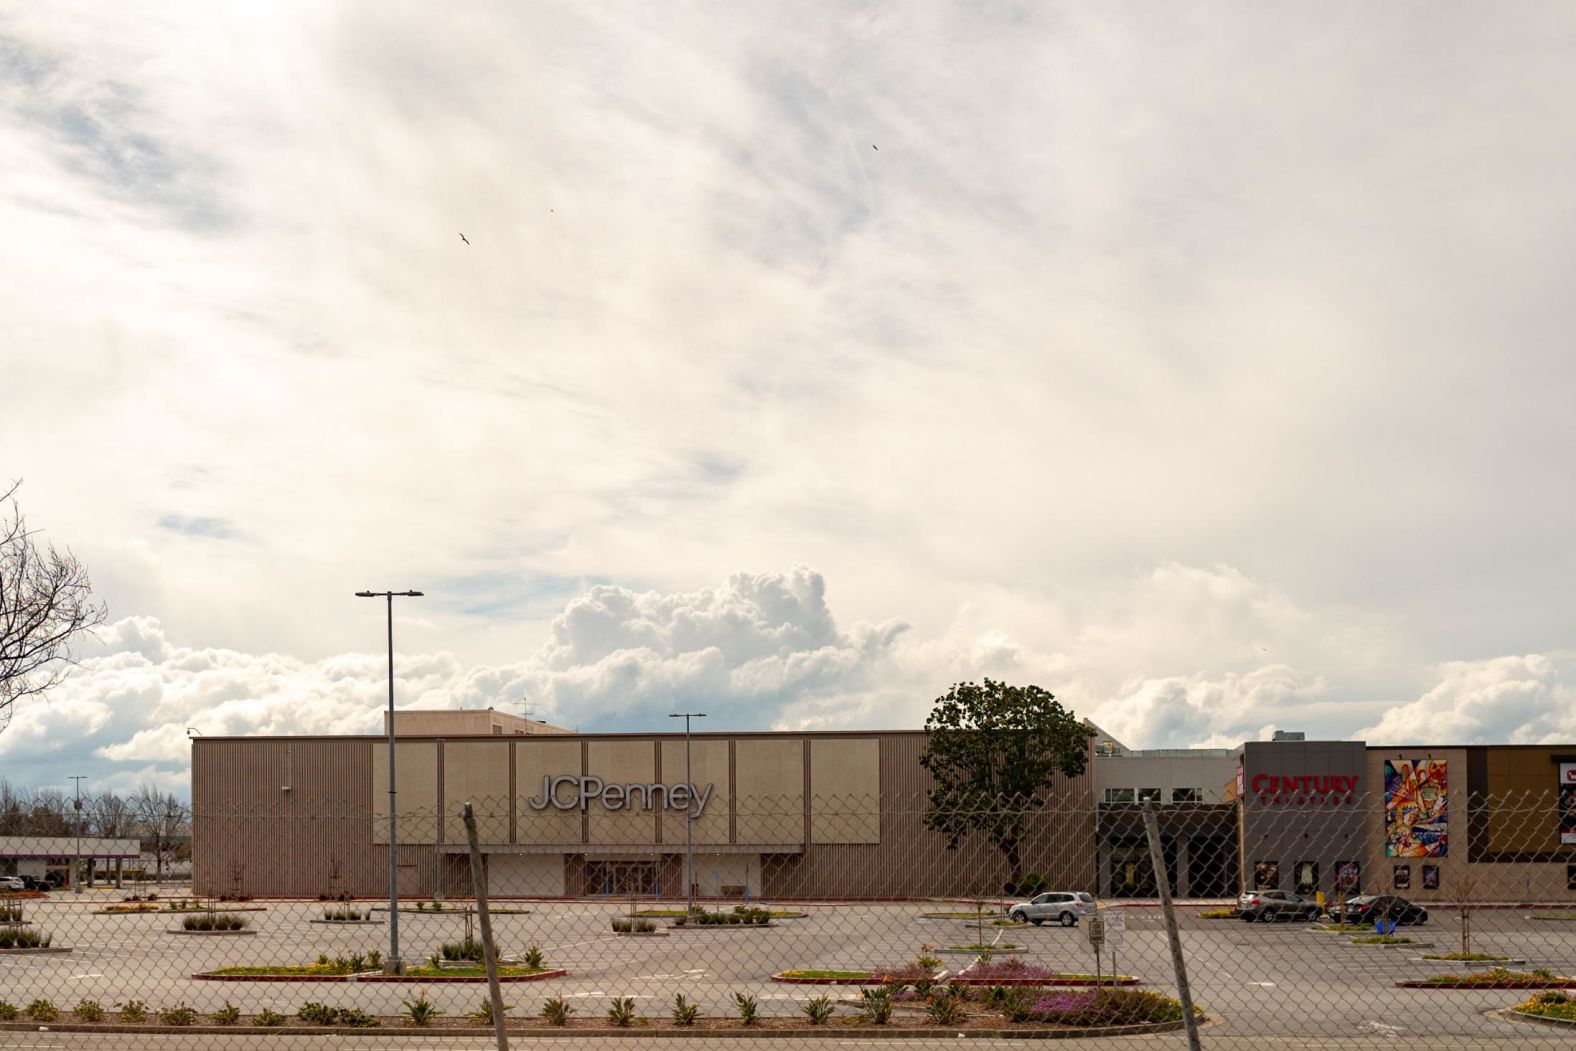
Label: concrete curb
xmin=0 ymin=1018 xmax=1191 ymax=1039
xmin=192 ymin=967 xmax=567 ymax=983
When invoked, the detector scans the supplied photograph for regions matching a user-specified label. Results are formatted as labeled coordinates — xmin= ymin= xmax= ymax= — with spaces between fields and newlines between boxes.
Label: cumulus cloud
xmin=1358 ymin=655 xmax=1576 ymax=745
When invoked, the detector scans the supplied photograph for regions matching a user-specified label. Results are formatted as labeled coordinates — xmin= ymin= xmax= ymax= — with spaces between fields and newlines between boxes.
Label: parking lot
xmin=3 ymin=892 xmax=1575 ymax=1047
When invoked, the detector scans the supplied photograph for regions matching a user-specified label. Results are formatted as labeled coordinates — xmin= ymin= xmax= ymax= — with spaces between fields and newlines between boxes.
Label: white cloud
xmin=1358 ymin=655 xmax=1576 ymax=745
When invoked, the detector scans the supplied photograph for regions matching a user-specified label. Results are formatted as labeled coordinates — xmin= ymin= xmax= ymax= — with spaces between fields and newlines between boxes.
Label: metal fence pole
xmin=463 ymin=801 xmax=509 ymax=1050
xmin=1142 ymin=801 xmax=1203 ymax=1051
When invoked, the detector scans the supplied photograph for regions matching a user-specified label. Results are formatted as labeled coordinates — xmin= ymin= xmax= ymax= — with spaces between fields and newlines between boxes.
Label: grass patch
xmin=1423 ymin=952 xmax=1510 ymax=961
xmin=1352 ymin=935 xmax=1414 ymax=945
xmin=779 ymin=969 xmax=873 ymax=980
xmin=1310 ymin=923 xmax=1369 ymax=932
xmin=403 ymin=964 xmax=549 ymax=978
xmin=1416 ymin=967 xmax=1569 ymax=987
xmin=949 ymin=944 xmax=1020 ymax=952
xmin=1517 ymin=991 xmax=1576 ymax=1021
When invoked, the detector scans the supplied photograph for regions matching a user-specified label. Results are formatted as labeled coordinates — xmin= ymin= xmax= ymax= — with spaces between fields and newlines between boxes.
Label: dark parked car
xmin=1328 ymin=894 xmax=1428 ymax=926
xmin=1236 ymin=890 xmax=1321 ymax=922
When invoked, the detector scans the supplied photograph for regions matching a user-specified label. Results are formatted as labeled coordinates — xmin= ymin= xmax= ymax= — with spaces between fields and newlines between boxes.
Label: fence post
xmin=462 ymin=802 xmax=510 ymax=1050
xmin=1142 ymin=801 xmax=1203 ymax=1051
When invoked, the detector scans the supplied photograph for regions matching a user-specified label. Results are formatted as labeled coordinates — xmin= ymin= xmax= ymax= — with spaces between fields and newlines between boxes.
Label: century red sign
xmin=1251 ymin=774 xmax=1359 ymax=804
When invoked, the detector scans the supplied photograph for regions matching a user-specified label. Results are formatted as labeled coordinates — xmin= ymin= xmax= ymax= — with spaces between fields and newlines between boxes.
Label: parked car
xmin=18 ymin=875 xmax=50 ymax=891
xmin=0 ymin=876 xmax=25 ymax=892
xmin=1236 ymin=889 xmax=1321 ymax=922
xmin=1328 ymin=894 xmax=1428 ymax=926
xmin=1007 ymin=891 xmax=1098 ymax=927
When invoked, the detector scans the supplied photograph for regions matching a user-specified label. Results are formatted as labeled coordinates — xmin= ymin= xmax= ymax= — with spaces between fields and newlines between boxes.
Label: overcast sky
xmin=3 ymin=3 xmax=1575 ymax=794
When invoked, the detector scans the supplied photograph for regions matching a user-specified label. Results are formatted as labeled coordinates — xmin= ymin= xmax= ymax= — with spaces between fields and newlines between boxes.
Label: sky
xmin=2 ymin=2 xmax=1575 ymax=795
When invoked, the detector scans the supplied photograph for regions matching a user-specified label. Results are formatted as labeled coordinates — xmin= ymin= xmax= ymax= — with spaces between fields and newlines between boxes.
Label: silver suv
xmin=1007 ymin=891 xmax=1097 ymax=927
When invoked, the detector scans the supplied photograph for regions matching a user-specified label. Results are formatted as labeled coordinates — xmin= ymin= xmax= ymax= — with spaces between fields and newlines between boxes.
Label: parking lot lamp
xmin=668 ymin=712 xmax=706 ymax=911
xmin=69 ymin=776 xmax=86 ymax=894
xmin=356 ymin=589 xmax=423 ymax=974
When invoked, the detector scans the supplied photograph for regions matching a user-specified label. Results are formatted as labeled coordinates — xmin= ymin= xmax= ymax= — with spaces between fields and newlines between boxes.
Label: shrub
xmin=157 ymin=1006 xmax=198 ymax=1026
xmin=612 ymin=916 xmax=656 ymax=933
xmin=803 ymin=995 xmax=836 ymax=1025
xmin=337 ymin=1007 xmax=377 ymax=1027
xmin=0 ymin=1002 xmax=16 ymax=1021
xmin=323 ymin=907 xmax=363 ymax=921
xmin=541 ymin=996 xmax=573 ymax=1026
xmin=734 ymin=991 xmax=759 ymax=1025
xmin=24 ymin=999 xmax=60 ymax=1022
xmin=672 ymin=993 xmax=700 ymax=1026
xmin=210 ymin=1003 xmax=241 ymax=1025
xmin=0 ymin=904 xmax=22 ymax=922
xmin=182 ymin=912 xmax=249 ymax=931
xmin=118 ymin=1000 xmax=147 ymax=1023
xmin=300 ymin=1001 xmax=337 ymax=1025
xmin=403 ymin=990 xmax=443 ymax=1026
xmin=860 ymin=987 xmax=894 ymax=1025
xmin=1011 ymin=988 xmax=1194 ymax=1026
xmin=470 ymin=997 xmax=512 ymax=1024
xmin=523 ymin=943 xmax=545 ymax=969
xmin=256 ymin=1008 xmax=285 ymax=1027
xmin=0 ymin=927 xmax=48 ymax=949
xmin=926 ymin=989 xmax=966 ymax=1026
xmin=74 ymin=999 xmax=105 ymax=1022
xmin=1518 ymin=991 xmax=1576 ymax=1022
xmin=607 ymin=997 xmax=637 ymax=1027
xmin=434 ymin=937 xmax=485 ymax=962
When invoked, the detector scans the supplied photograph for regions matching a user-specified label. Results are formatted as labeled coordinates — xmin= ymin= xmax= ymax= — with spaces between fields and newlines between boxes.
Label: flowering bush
xmin=1006 ymin=988 xmax=1193 ymax=1026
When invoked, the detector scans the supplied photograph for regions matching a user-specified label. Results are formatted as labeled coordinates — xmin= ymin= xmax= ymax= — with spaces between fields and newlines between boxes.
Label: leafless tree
xmin=90 ymin=790 xmax=136 ymax=839
xmin=133 ymin=784 xmax=190 ymax=884
xmin=0 ymin=482 xmax=106 ymax=731
xmin=1451 ymin=871 xmax=1478 ymax=957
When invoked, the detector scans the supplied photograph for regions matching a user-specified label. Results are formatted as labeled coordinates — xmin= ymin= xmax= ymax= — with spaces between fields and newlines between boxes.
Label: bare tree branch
xmin=0 ymin=481 xmax=107 ymax=730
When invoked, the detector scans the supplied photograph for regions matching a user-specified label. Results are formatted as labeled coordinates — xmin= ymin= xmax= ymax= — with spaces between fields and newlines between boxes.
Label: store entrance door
xmin=585 ymin=860 xmax=659 ymax=897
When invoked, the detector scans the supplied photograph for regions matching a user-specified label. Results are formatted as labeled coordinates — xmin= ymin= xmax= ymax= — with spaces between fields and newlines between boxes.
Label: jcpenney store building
xmin=191 ymin=721 xmax=1097 ymax=900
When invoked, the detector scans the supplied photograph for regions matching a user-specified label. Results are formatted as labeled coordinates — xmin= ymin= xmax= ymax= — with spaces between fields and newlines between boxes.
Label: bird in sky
xmin=459 ymin=233 xmax=470 ymax=245
xmin=872 ymin=144 xmax=879 ymax=150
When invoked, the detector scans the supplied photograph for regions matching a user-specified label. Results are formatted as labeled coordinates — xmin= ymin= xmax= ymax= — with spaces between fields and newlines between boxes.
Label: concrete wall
xmin=1095 ymin=752 xmax=1236 ymax=803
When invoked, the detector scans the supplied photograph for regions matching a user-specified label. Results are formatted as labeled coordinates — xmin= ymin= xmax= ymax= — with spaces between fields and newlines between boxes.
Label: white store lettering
xmin=527 ymin=775 xmax=713 ymax=815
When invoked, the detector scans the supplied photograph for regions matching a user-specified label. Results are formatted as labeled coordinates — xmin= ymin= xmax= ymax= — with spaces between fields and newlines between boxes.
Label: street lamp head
xmin=402 ymin=591 xmax=424 ymax=597
xmin=355 ymin=591 xmax=377 ymax=597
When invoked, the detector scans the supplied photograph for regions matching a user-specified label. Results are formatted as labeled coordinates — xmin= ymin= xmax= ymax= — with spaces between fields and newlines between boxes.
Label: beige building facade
xmin=192 ymin=730 xmax=1098 ymax=900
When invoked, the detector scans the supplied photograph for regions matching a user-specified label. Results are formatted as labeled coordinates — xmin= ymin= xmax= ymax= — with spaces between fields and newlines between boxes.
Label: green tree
xmin=918 ymin=679 xmax=1095 ymax=886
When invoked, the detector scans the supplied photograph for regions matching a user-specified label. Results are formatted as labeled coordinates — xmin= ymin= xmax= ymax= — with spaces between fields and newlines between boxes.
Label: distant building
xmin=0 ymin=836 xmax=140 ymax=886
xmin=384 ymin=707 xmax=574 ymax=737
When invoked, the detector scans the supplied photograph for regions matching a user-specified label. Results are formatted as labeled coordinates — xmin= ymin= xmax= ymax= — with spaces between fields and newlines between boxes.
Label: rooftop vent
xmin=1272 ymin=730 xmax=1306 ymax=741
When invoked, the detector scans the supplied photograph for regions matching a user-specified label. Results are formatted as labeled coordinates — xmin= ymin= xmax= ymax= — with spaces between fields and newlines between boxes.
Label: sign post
xmin=1104 ymin=908 xmax=1125 ymax=984
xmin=1087 ymin=914 xmax=1105 ymax=984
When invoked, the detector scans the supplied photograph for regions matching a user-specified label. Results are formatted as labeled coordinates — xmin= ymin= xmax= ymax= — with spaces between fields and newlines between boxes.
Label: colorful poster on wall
xmin=1559 ymin=764 xmax=1576 ymax=845
xmin=1384 ymin=759 xmax=1448 ymax=857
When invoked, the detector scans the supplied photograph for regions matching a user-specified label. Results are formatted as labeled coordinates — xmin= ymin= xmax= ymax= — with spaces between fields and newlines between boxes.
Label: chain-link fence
xmin=2 ymin=792 xmax=1574 ymax=1048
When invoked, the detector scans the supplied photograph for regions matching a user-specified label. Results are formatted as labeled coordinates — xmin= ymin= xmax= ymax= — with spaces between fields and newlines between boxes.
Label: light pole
xmin=668 ymin=712 xmax=705 ymax=911
xmin=356 ymin=589 xmax=424 ymax=974
xmin=68 ymin=776 xmax=86 ymax=894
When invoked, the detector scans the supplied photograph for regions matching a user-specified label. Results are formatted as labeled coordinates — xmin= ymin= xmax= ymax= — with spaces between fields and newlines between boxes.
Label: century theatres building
xmin=192 ymin=711 xmax=1576 ymax=902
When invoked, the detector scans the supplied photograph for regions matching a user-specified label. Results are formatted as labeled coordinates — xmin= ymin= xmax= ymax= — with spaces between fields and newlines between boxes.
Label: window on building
xmin=1137 ymin=787 xmax=1163 ymax=802
xmin=1422 ymin=865 xmax=1439 ymax=890
xmin=1104 ymin=788 xmax=1136 ymax=804
xmin=1335 ymin=861 xmax=1360 ymax=894
xmin=1170 ymin=787 xmax=1202 ymax=803
xmin=1253 ymin=860 xmax=1279 ymax=889
xmin=1392 ymin=864 xmax=1411 ymax=890
xmin=1295 ymin=861 xmax=1318 ymax=896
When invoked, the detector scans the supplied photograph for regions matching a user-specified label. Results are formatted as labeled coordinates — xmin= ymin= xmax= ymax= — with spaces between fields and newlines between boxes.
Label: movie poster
xmin=1559 ymin=763 xmax=1576 ymax=846
xmin=1384 ymin=759 xmax=1448 ymax=857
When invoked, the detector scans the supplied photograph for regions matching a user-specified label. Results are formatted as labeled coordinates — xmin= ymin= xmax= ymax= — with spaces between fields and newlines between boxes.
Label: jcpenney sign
xmin=526 ymin=776 xmax=714 ymax=815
